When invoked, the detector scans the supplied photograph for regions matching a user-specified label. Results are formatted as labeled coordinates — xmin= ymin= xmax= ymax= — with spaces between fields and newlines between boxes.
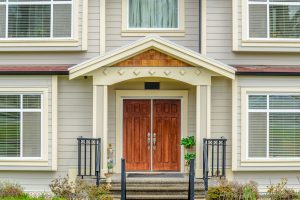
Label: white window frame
xmin=0 ymin=0 xmax=73 ymax=40
xmin=121 ymin=0 xmax=185 ymax=36
xmin=0 ymin=93 xmax=43 ymax=160
xmin=241 ymin=88 xmax=300 ymax=167
xmin=0 ymin=88 xmax=48 ymax=165
xmin=246 ymin=0 xmax=300 ymax=41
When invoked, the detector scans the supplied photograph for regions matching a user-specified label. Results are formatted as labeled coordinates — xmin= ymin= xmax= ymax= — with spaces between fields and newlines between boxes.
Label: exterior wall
xmin=0 ymin=0 xmax=100 ymax=65
xmin=0 ymin=76 xmax=93 ymax=191
xmin=205 ymin=0 xmax=300 ymax=65
xmin=105 ymin=0 xmax=200 ymax=52
xmin=211 ymin=77 xmax=232 ymax=169
xmin=232 ymin=75 xmax=300 ymax=191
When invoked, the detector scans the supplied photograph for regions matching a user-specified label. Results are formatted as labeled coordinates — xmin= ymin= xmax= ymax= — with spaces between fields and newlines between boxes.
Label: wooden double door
xmin=123 ymin=99 xmax=181 ymax=172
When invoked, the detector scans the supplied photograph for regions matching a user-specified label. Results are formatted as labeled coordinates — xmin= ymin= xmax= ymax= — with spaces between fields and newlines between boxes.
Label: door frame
xmin=115 ymin=90 xmax=189 ymax=173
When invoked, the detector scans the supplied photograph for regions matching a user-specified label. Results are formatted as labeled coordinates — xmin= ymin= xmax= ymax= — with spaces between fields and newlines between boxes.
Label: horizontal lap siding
xmin=0 ymin=0 xmax=100 ymax=65
xmin=106 ymin=0 xmax=199 ymax=52
xmin=211 ymin=77 xmax=232 ymax=168
xmin=235 ymin=76 xmax=300 ymax=191
xmin=57 ymin=76 xmax=93 ymax=173
xmin=206 ymin=0 xmax=300 ymax=65
xmin=0 ymin=76 xmax=54 ymax=191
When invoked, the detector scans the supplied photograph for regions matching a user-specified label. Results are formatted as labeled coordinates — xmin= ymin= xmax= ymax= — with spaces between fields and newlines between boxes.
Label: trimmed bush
xmin=267 ymin=178 xmax=299 ymax=200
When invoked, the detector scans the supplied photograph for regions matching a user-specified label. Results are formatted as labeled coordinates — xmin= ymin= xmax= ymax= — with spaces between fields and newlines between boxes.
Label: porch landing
xmin=108 ymin=173 xmax=205 ymax=200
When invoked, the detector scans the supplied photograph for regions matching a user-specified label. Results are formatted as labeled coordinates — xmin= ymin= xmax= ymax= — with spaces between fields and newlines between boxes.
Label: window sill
xmin=121 ymin=30 xmax=185 ymax=37
xmin=241 ymin=159 xmax=300 ymax=167
xmin=0 ymin=39 xmax=80 ymax=47
xmin=241 ymin=39 xmax=300 ymax=48
xmin=0 ymin=160 xmax=49 ymax=167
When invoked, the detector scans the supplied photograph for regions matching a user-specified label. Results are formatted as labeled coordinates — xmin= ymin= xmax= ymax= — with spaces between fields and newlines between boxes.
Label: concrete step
xmin=111 ymin=194 xmax=205 ymax=200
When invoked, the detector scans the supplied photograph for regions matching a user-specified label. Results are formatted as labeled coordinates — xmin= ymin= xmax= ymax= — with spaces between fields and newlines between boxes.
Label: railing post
xmin=95 ymin=138 xmax=101 ymax=186
xmin=77 ymin=137 xmax=82 ymax=177
xmin=203 ymin=140 xmax=209 ymax=195
xmin=222 ymin=140 xmax=226 ymax=177
xmin=188 ymin=159 xmax=195 ymax=200
xmin=121 ymin=158 xmax=126 ymax=200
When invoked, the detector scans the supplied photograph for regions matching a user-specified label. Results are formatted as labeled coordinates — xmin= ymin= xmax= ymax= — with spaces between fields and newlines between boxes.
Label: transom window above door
xmin=0 ymin=0 xmax=72 ymax=39
xmin=122 ymin=0 xmax=185 ymax=36
xmin=248 ymin=0 xmax=300 ymax=39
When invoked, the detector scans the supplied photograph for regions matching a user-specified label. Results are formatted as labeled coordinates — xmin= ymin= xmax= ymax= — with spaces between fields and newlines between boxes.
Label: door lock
xmin=147 ymin=132 xmax=151 ymax=150
xmin=153 ymin=133 xmax=156 ymax=150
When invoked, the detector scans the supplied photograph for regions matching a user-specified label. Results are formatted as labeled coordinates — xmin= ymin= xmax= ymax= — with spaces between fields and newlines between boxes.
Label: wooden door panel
xmin=153 ymin=100 xmax=181 ymax=171
xmin=123 ymin=100 xmax=151 ymax=171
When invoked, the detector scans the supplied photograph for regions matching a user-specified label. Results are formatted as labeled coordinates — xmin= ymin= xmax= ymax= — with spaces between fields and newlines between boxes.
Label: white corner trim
xmin=201 ymin=0 xmax=207 ymax=54
xmin=51 ymin=76 xmax=58 ymax=171
xmin=206 ymin=85 xmax=211 ymax=138
xmin=100 ymin=0 xmax=106 ymax=54
xmin=195 ymin=85 xmax=201 ymax=178
xmin=231 ymin=78 xmax=238 ymax=171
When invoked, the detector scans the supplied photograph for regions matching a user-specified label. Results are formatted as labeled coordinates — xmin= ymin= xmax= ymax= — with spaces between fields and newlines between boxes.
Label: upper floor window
xmin=248 ymin=0 xmax=300 ymax=39
xmin=128 ymin=0 xmax=179 ymax=29
xmin=0 ymin=0 xmax=72 ymax=39
xmin=0 ymin=94 xmax=43 ymax=158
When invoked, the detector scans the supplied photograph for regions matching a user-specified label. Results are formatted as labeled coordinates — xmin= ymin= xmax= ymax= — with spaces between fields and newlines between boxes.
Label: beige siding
xmin=206 ymin=0 xmax=300 ymax=65
xmin=211 ymin=77 xmax=232 ymax=168
xmin=0 ymin=76 xmax=93 ymax=191
xmin=105 ymin=0 xmax=200 ymax=52
xmin=234 ymin=76 xmax=300 ymax=191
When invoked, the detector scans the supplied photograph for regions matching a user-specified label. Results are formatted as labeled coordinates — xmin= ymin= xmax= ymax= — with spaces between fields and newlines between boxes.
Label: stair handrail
xmin=203 ymin=138 xmax=227 ymax=194
xmin=121 ymin=158 xmax=126 ymax=200
xmin=77 ymin=137 xmax=102 ymax=186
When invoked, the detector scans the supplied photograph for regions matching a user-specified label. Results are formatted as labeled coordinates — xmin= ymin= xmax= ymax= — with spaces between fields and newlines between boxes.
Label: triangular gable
xmin=112 ymin=49 xmax=193 ymax=67
xmin=69 ymin=35 xmax=236 ymax=79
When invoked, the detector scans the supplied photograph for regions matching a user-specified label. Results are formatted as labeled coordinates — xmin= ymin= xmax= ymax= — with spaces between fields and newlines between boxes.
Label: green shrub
xmin=267 ymin=178 xmax=298 ymax=200
xmin=0 ymin=182 xmax=25 ymax=198
xmin=49 ymin=175 xmax=111 ymax=200
xmin=207 ymin=179 xmax=259 ymax=200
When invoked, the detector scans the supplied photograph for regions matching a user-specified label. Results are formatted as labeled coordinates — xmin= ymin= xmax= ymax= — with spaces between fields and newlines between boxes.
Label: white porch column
xmin=196 ymin=85 xmax=211 ymax=178
xmin=196 ymin=85 xmax=201 ymax=178
xmin=93 ymin=85 xmax=108 ymax=176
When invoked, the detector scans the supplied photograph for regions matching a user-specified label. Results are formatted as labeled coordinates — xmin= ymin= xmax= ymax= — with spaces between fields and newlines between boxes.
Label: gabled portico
xmin=69 ymin=35 xmax=235 ymax=178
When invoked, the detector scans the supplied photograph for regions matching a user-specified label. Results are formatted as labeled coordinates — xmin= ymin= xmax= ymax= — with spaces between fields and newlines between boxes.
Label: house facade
xmin=0 ymin=0 xmax=300 ymax=193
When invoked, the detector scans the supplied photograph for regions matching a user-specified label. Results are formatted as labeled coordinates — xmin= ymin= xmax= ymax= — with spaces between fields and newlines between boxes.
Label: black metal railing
xmin=121 ymin=158 xmax=126 ymax=200
xmin=203 ymin=138 xmax=227 ymax=193
xmin=188 ymin=159 xmax=195 ymax=200
xmin=77 ymin=137 xmax=101 ymax=186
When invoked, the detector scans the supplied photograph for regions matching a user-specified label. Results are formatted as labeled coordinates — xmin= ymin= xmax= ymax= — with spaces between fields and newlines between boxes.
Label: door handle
xmin=153 ymin=133 xmax=156 ymax=150
xmin=147 ymin=132 xmax=151 ymax=150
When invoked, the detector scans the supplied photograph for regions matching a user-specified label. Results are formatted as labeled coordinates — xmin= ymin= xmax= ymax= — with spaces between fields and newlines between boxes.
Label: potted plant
xmin=107 ymin=162 xmax=113 ymax=174
xmin=181 ymin=136 xmax=196 ymax=171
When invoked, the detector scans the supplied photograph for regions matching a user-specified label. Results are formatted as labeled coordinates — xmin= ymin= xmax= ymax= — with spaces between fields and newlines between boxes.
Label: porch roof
xmin=69 ymin=35 xmax=236 ymax=79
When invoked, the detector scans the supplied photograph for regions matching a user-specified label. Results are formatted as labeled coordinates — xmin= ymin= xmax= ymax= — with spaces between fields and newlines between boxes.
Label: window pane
xmin=129 ymin=0 xmax=178 ymax=28
xmin=8 ymin=5 xmax=51 ymax=38
xmin=23 ymin=112 xmax=41 ymax=157
xmin=248 ymin=112 xmax=268 ymax=158
xmin=269 ymin=112 xmax=300 ymax=157
xmin=53 ymin=4 xmax=72 ymax=37
xmin=23 ymin=95 xmax=41 ymax=109
xmin=0 ymin=95 xmax=20 ymax=109
xmin=0 ymin=112 xmax=20 ymax=157
xmin=249 ymin=95 xmax=267 ymax=109
xmin=270 ymin=5 xmax=300 ymax=38
xmin=0 ymin=5 xmax=5 ymax=38
xmin=270 ymin=95 xmax=300 ymax=109
xmin=249 ymin=4 xmax=268 ymax=38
